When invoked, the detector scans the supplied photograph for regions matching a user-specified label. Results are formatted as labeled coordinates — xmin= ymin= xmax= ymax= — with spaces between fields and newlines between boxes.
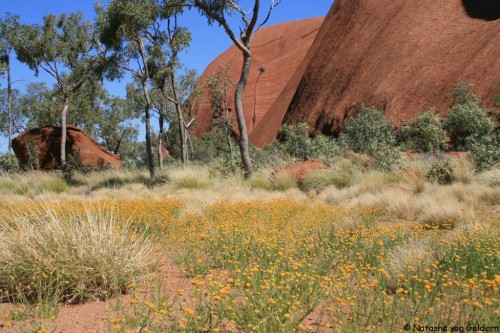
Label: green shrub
xmin=209 ymin=155 xmax=244 ymax=178
xmin=466 ymin=134 xmax=500 ymax=172
xmin=366 ymin=141 xmax=401 ymax=172
xmin=274 ymin=123 xmax=340 ymax=165
xmin=403 ymin=109 xmax=446 ymax=152
xmin=277 ymin=123 xmax=312 ymax=161
xmin=341 ymin=105 xmax=396 ymax=153
xmin=310 ymin=134 xmax=341 ymax=166
xmin=443 ymin=85 xmax=493 ymax=150
xmin=426 ymin=158 xmax=455 ymax=185
xmin=250 ymin=144 xmax=284 ymax=170
xmin=0 ymin=153 xmax=19 ymax=173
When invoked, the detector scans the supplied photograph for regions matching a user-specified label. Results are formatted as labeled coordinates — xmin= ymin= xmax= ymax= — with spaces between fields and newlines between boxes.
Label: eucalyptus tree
xmin=179 ymin=0 xmax=282 ymax=177
xmin=0 ymin=13 xmax=20 ymax=152
xmin=148 ymin=11 xmax=194 ymax=165
xmin=14 ymin=13 xmax=103 ymax=166
xmin=97 ymin=0 xmax=170 ymax=178
xmin=0 ymin=88 xmax=24 ymax=141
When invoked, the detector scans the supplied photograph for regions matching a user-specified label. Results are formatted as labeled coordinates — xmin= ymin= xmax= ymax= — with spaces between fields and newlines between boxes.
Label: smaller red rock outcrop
xmin=271 ymin=160 xmax=326 ymax=186
xmin=12 ymin=125 xmax=121 ymax=170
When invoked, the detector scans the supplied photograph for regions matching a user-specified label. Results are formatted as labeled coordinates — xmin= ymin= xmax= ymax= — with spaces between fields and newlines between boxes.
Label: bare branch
xmin=257 ymin=0 xmax=282 ymax=31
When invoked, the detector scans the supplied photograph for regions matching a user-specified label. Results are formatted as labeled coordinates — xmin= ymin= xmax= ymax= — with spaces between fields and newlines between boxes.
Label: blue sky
xmin=1 ymin=0 xmax=333 ymax=151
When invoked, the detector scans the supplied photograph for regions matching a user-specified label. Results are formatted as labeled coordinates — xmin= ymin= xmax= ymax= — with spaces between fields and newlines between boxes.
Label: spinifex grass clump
xmin=0 ymin=200 xmax=157 ymax=304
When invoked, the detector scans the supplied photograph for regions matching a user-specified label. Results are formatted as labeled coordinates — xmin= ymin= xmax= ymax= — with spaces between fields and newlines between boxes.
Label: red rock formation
xmin=192 ymin=17 xmax=324 ymax=146
xmin=12 ymin=125 xmax=121 ymax=170
xmin=271 ymin=160 xmax=326 ymax=186
xmin=284 ymin=0 xmax=500 ymax=135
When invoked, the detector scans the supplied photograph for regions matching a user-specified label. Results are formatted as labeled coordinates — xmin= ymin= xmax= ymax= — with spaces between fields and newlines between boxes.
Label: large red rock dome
xmin=283 ymin=0 xmax=500 ymax=135
xmin=191 ymin=17 xmax=324 ymax=146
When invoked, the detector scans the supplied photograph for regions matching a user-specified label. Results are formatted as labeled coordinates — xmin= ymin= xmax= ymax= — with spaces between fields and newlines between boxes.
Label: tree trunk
xmin=144 ymin=108 xmax=155 ymax=178
xmin=158 ymin=113 xmax=164 ymax=169
xmin=60 ymin=95 xmax=69 ymax=167
xmin=234 ymin=53 xmax=253 ymax=178
xmin=170 ymin=73 xmax=188 ymax=165
xmin=6 ymin=55 xmax=12 ymax=153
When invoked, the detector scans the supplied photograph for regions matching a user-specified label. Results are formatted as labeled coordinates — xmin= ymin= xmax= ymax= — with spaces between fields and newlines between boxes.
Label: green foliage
xmin=466 ymin=134 xmax=500 ymax=172
xmin=426 ymin=158 xmax=455 ymax=185
xmin=209 ymin=155 xmax=243 ymax=178
xmin=0 ymin=152 xmax=18 ymax=173
xmin=276 ymin=123 xmax=340 ymax=164
xmin=452 ymin=82 xmax=478 ymax=105
xmin=403 ymin=109 xmax=446 ymax=153
xmin=277 ymin=123 xmax=312 ymax=161
xmin=249 ymin=144 xmax=284 ymax=170
xmin=366 ymin=141 xmax=401 ymax=172
xmin=341 ymin=105 xmax=396 ymax=153
xmin=443 ymin=85 xmax=493 ymax=150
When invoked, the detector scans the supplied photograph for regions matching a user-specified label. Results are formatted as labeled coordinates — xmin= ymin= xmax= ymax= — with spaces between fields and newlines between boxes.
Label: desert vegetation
xmin=0 ymin=0 xmax=499 ymax=331
xmin=0 ymin=134 xmax=499 ymax=332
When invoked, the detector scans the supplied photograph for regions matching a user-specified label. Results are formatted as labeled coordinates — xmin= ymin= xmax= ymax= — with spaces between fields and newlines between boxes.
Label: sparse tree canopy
xmin=14 ymin=12 xmax=103 ymax=166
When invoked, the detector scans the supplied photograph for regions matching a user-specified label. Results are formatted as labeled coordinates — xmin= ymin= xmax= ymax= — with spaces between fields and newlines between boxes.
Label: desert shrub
xmin=452 ymin=82 xmax=478 ymax=105
xmin=403 ymin=109 xmax=446 ymax=152
xmin=443 ymin=85 xmax=493 ymax=150
xmin=209 ymin=155 xmax=243 ymax=178
xmin=0 ymin=202 xmax=156 ymax=304
xmin=0 ymin=153 xmax=19 ymax=173
xmin=366 ymin=141 xmax=401 ymax=172
xmin=249 ymin=144 xmax=284 ymax=170
xmin=426 ymin=158 xmax=455 ymax=185
xmin=274 ymin=123 xmax=340 ymax=165
xmin=341 ymin=105 xmax=396 ymax=153
xmin=466 ymin=134 xmax=500 ymax=172
xmin=277 ymin=123 xmax=313 ymax=161
xmin=310 ymin=134 xmax=341 ymax=166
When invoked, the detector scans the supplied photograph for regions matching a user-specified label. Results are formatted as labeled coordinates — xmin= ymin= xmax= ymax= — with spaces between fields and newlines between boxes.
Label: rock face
xmin=284 ymin=0 xmax=500 ymax=135
xmin=192 ymin=17 xmax=324 ymax=146
xmin=12 ymin=125 xmax=121 ymax=170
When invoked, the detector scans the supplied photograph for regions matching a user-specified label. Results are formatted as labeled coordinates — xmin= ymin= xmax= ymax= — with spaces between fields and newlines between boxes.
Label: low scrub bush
xmin=0 ymin=201 xmax=156 ymax=304
xmin=426 ymin=158 xmax=455 ymax=185
xmin=366 ymin=141 xmax=401 ymax=172
xmin=466 ymin=134 xmax=500 ymax=172
xmin=275 ymin=123 xmax=340 ymax=164
xmin=0 ymin=153 xmax=19 ymax=173
xmin=341 ymin=105 xmax=396 ymax=153
xmin=443 ymin=84 xmax=493 ymax=150
xmin=403 ymin=109 xmax=446 ymax=152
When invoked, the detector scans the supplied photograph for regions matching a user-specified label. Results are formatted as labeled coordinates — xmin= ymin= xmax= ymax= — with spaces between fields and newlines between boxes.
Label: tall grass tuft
xmin=0 ymin=199 xmax=157 ymax=304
